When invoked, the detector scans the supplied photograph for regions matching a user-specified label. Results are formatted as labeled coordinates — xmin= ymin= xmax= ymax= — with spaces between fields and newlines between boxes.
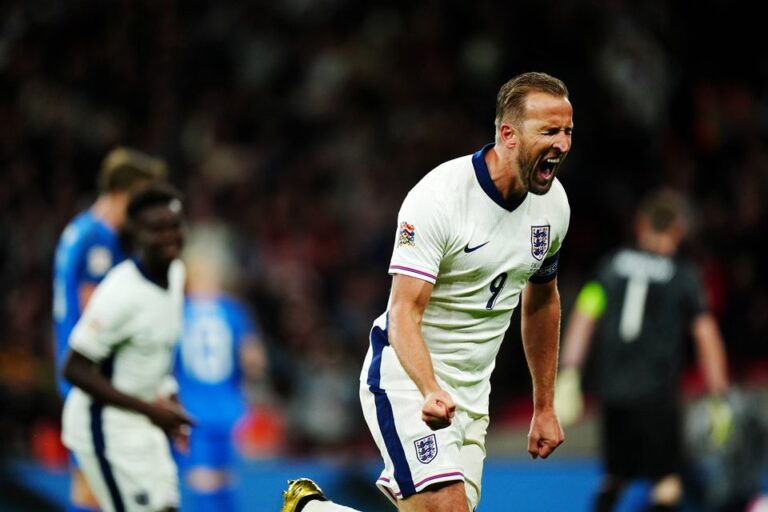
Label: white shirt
xmin=62 ymin=259 xmax=185 ymax=453
xmin=365 ymin=144 xmax=570 ymax=415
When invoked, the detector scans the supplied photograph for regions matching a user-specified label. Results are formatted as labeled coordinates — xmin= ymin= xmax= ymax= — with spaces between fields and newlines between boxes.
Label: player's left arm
xmin=522 ymin=277 xmax=565 ymax=459
xmin=683 ymin=263 xmax=729 ymax=396
xmin=691 ymin=312 xmax=729 ymax=396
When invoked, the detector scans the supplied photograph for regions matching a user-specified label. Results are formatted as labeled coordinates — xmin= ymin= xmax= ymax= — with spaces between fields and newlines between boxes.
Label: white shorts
xmin=72 ymin=426 xmax=178 ymax=512
xmin=360 ymin=383 xmax=489 ymax=511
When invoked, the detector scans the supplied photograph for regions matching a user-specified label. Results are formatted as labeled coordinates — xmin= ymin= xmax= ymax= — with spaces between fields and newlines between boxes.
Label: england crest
xmin=414 ymin=434 xmax=438 ymax=464
xmin=530 ymin=225 xmax=550 ymax=261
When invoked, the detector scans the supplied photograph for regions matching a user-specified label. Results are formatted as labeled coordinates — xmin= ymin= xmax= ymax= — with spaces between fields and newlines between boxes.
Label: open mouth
xmin=536 ymin=155 xmax=562 ymax=182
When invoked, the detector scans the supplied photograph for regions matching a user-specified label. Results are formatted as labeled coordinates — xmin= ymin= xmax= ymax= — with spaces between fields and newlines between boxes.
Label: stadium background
xmin=0 ymin=0 xmax=766 ymax=510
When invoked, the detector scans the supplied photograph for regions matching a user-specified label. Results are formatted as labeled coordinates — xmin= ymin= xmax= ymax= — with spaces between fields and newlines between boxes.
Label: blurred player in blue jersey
xmin=52 ymin=147 xmax=167 ymax=512
xmin=282 ymin=71 xmax=573 ymax=512
xmin=175 ymin=231 xmax=269 ymax=512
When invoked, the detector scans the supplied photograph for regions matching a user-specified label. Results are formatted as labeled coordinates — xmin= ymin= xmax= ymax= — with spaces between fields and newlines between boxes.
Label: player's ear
xmin=499 ymin=122 xmax=518 ymax=149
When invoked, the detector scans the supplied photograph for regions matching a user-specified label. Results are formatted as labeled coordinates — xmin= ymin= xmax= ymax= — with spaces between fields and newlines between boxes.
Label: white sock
xmin=303 ymin=500 xmax=362 ymax=512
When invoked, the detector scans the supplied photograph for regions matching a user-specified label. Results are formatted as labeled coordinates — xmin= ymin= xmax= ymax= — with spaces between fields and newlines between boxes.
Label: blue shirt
xmin=53 ymin=210 xmax=124 ymax=397
xmin=175 ymin=295 xmax=257 ymax=428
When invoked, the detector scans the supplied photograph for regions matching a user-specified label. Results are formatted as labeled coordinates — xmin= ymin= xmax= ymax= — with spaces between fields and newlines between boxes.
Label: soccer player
xmin=61 ymin=184 xmax=193 ymax=512
xmin=282 ymin=71 xmax=573 ymax=512
xmin=174 ymin=237 xmax=269 ymax=512
xmin=555 ymin=189 xmax=730 ymax=512
xmin=52 ymin=147 xmax=167 ymax=512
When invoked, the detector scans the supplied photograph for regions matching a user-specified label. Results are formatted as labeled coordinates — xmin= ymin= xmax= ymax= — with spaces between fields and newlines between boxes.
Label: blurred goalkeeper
xmin=555 ymin=188 xmax=730 ymax=512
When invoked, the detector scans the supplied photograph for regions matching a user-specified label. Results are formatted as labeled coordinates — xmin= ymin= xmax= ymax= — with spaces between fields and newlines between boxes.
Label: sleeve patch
xmin=398 ymin=222 xmax=416 ymax=247
xmin=87 ymin=246 xmax=113 ymax=277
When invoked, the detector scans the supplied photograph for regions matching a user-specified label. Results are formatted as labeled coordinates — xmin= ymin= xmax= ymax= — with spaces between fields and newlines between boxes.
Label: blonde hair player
xmin=282 ymin=71 xmax=574 ymax=512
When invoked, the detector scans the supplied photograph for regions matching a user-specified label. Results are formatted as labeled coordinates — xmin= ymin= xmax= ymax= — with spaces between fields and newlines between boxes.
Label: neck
xmin=91 ymin=193 xmax=125 ymax=229
xmin=638 ymin=233 xmax=677 ymax=256
xmin=187 ymin=279 xmax=221 ymax=296
xmin=136 ymin=254 xmax=171 ymax=288
xmin=485 ymin=145 xmax=527 ymax=201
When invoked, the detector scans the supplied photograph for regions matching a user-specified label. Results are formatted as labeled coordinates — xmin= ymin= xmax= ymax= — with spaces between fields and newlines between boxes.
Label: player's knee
xmin=186 ymin=467 xmax=229 ymax=492
xmin=400 ymin=480 xmax=469 ymax=512
xmin=651 ymin=474 xmax=683 ymax=505
xmin=432 ymin=481 xmax=470 ymax=512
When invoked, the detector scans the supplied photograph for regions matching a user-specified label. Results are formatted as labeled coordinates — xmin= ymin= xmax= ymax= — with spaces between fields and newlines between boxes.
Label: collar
xmin=472 ymin=143 xmax=528 ymax=212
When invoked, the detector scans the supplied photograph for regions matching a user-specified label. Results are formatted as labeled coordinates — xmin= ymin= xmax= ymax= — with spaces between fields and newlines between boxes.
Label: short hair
xmin=98 ymin=147 xmax=168 ymax=193
xmin=638 ymin=189 xmax=689 ymax=233
xmin=495 ymin=72 xmax=569 ymax=130
xmin=126 ymin=182 xmax=183 ymax=223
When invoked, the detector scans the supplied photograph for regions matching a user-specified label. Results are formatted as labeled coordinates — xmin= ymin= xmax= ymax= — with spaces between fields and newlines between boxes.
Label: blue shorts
xmin=180 ymin=423 xmax=235 ymax=470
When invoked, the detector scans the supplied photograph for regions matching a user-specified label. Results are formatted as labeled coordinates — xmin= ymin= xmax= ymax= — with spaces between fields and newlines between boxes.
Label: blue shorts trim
xmin=366 ymin=319 xmax=416 ymax=497
xmin=90 ymin=356 xmax=125 ymax=512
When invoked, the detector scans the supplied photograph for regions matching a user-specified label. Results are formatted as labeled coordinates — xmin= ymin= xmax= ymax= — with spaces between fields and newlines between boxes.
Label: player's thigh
xmin=71 ymin=450 xmax=120 ymax=512
xmin=108 ymin=430 xmax=180 ymax=511
xmin=398 ymin=480 xmax=469 ymax=512
xmin=360 ymin=385 xmax=465 ymax=499
xmin=459 ymin=414 xmax=489 ymax=510
xmin=69 ymin=451 xmax=100 ymax=506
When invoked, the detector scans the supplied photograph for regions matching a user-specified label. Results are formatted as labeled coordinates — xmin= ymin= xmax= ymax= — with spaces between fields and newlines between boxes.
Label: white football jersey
xmin=62 ymin=259 xmax=185 ymax=453
xmin=362 ymin=144 xmax=570 ymax=415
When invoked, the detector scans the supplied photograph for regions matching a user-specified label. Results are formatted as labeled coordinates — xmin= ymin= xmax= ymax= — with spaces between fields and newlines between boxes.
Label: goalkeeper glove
xmin=707 ymin=395 xmax=734 ymax=448
xmin=554 ymin=367 xmax=584 ymax=427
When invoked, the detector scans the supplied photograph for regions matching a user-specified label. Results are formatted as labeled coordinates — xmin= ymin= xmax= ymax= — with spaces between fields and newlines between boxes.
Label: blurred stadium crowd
xmin=0 ymin=0 xmax=766 ymax=465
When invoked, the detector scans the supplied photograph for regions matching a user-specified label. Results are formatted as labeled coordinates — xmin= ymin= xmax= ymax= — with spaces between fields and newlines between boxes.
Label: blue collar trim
xmin=472 ymin=143 xmax=527 ymax=212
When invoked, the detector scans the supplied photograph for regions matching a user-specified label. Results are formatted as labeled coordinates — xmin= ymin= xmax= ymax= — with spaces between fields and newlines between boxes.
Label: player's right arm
xmin=388 ymin=273 xmax=455 ymax=431
xmin=62 ymin=350 xmax=192 ymax=435
xmin=684 ymin=266 xmax=731 ymax=445
xmin=63 ymin=270 xmax=192 ymax=435
xmin=691 ymin=312 xmax=729 ymax=396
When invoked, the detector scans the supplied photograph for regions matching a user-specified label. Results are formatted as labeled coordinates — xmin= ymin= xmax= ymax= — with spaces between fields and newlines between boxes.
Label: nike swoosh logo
xmin=463 ymin=241 xmax=490 ymax=253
